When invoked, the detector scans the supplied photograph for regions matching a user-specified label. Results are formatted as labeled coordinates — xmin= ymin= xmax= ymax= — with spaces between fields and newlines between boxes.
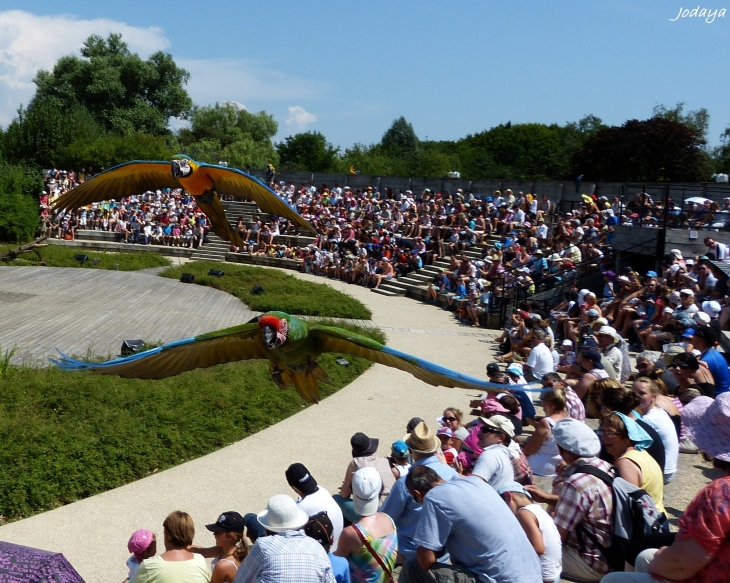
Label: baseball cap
xmin=206 ymin=511 xmax=246 ymax=533
xmin=497 ymin=481 xmax=532 ymax=499
xmin=303 ymin=511 xmax=334 ymax=547
xmin=581 ymin=350 xmax=604 ymax=369
xmin=702 ymin=300 xmax=721 ymax=317
xmin=487 ymin=363 xmax=501 ymax=376
xmin=391 ymin=440 xmax=409 ymax=458
xmin=127 ymin=530 xmax=155 ymax=561
xmin=479 ymin=415 xmax=515 ymax=438
xmin=436 ymin=427 xmax=453 ymax=438
xmin=285 ymin=463 xmax=318 ymax=495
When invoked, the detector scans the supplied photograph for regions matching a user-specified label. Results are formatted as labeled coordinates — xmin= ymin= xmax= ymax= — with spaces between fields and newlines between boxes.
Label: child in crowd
xmin=498 ymin=482 xmax=562 ymax=583
xmin=437 ymin=427 xmax=458 ymax=465
xmin=388 ymin=440 xmax=412 ymax=479
xmin=125 ymin=529 xmax=156 ymax=582
xmin=304 ymin=512 xmax=350 ymax=583
xmin=558 ymin=339 xmax=576 ymax=366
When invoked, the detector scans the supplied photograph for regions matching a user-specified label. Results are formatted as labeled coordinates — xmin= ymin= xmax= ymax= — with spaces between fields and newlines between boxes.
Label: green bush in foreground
xmin=160 ymin=261 xmax=372 ymax=320
xmin=0 ymin=324 xmax=384 ymax=521
xmin=0 ymin=243 xmax=171 ymax=270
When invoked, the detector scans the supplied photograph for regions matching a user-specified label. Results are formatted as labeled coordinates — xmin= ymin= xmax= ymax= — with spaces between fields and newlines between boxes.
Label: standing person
xmin=131 ymin=511 xmax=210 ymax=583
xmin=380 ymin=423 xmax=458 ymax=563
xmin=600 ymin=393 xmax=730 ymax=583
xmin=335 ymin=468 xmax=398 ymax=583
xmin=286 ymin=463 xmax=344 ymax=548
xmin=499 ymin=482 xmax=562 ymax=583
xmin=399 ymin=465 xmax=542 ymax=583
xmin=235 ymin=495 xmax=335 ymax=583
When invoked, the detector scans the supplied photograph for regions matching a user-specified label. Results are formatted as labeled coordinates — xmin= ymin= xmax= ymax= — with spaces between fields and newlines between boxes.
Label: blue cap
xmin=486 ymin=196 xmax=493 ymax=202
xmin=682 ymin=328 xmax=695 ymax=338
xmin=646 ymin=271 xmax=658 ymax=277
xmin=391 ymin=440 xmax=409 ymax=458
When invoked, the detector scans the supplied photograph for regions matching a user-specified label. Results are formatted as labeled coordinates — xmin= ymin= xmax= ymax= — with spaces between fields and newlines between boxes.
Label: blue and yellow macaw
xmin=51 ymin=156 xmax=315 ymax=248
xmin=51 ymin=311 xmax=540 ymax=403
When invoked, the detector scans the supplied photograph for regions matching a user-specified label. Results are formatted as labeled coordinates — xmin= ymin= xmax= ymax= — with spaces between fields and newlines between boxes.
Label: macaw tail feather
xmin=49 ymin=338 xmax=196 ymax=376
xmin=273 ymin=363 xmax=330 ymax=404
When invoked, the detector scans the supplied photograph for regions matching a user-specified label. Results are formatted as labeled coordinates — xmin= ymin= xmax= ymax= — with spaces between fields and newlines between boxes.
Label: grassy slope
xmin=160 ymin=261 xmax=372 ymax=320
xmin=0 ymin=324 xmax=384 ymax=521
xmin=0 ymin=242 xmax=171 ymax=270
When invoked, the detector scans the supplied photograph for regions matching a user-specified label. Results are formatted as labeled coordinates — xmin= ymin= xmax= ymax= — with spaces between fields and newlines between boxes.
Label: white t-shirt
xmin=526 ymin=343 xmax=554 ymax=378
xmin=641 ymin=407 xmax=679 ymax=479
xmin=518 ymin=504 xmax=562 ymax=582
xmin=296 ymin=486 xmax=344 ymax=548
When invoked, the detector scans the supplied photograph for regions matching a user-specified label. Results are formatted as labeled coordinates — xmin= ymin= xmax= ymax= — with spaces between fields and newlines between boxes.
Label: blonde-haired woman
xmin=521 ymin=388 xmax=570 ymax=477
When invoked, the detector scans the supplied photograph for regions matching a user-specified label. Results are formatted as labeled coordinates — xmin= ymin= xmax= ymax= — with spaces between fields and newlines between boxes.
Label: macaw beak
xmin=171 ymin=159 xmax=192 ymax=179
xmin=263 ymin=325 xmax=280 ymax=349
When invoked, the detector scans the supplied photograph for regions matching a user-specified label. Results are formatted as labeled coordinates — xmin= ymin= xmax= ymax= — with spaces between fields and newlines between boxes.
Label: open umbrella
xmin=0 ymin=541 xmax=85 ymax=582
xmin=685 ymin=196 xmax=711 ymax=205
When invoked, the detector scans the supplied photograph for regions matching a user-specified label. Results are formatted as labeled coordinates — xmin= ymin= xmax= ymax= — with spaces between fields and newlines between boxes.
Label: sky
xmin=0 ymin=1 xmax=729 ymax=150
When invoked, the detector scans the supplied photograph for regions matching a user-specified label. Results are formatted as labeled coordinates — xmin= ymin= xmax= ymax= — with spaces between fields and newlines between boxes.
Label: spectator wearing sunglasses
xmin=440 ymin=408 xmax=469 ymax=448
xmin=471 ymin=416 xmax=516 ymax=492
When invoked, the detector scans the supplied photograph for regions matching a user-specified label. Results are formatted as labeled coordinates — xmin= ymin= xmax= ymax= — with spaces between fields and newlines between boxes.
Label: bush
xmin=0 ymin=244 xmax=171 ymax=270
xmin=0 ymin=163 xmax=43 ymax=242
xmin=0 ymin=322 xmax=384 ymax=520
xmin=160 ymin=261 xmax=372 ymax=319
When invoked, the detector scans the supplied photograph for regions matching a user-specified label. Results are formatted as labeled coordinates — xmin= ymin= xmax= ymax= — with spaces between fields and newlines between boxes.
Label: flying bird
xmin=50 ymin=311 xmax=539 ymax=403
xmin=51 ymin=156 xmax=316 ymax=249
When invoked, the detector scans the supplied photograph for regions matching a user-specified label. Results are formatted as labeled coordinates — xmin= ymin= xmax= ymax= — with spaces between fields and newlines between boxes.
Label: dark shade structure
xmin=0 ymin=541 xmax=85 ymax=582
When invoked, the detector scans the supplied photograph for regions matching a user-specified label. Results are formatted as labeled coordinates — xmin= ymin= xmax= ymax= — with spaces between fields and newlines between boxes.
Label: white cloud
xmin=285 ymin=105 xmax=317 ymax=130
xmin=179 ymin=58 xmax=321 ymax=106
xmin=0 ymin=10 xmax=169 ymax=126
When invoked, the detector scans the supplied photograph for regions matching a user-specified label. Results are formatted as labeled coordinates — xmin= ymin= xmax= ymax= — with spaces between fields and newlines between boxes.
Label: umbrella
xmin=685 ymin=196 xmax=711 ymax=205
xmin=0 ymin=541 xmax=85 ymax=582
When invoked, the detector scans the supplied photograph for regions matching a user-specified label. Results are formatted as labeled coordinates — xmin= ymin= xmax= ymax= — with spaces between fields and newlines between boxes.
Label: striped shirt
xmin=565 ymin=386 xmax=586 ymax=422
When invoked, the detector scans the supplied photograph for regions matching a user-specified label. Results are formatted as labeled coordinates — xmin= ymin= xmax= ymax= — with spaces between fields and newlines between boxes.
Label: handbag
xmin=353 ymin=525 xmax=394 ymax=583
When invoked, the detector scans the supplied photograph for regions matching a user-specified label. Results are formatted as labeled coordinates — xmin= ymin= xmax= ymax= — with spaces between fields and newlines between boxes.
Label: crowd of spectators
xmin=120 ymin=378 xmax=730 ymax=583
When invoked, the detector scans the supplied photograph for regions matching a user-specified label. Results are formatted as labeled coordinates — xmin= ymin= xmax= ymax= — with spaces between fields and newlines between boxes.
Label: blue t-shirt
xmin=701 ymin=348 xmax=730 ymax=395
xmin=413 ymin=477 xmax=542 ymax=583
xmin=328 ymin=552 xmax=350 ymax=583
xmin=379 ymin=456 xmax=458 ymax=560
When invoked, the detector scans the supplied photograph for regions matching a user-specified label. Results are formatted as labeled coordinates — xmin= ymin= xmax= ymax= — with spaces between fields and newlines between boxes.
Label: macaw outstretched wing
xmin=49 ymin=323 xmax=267 ymax=379
xmin=198 ymin=163 xmax=316 ymax=234
xmin=51 ymin=161 xmax=180 ymax=211
xmin=309 ymin=325 xmax=541 ymax=393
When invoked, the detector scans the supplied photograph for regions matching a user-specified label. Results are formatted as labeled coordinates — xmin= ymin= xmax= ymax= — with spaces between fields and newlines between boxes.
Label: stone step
xmin=370 ymin=288 xmax=399 ymax=297
xmin=378 ymin=283 xmax=407 ymax=296
xmin=397 ymin=276 xmax=429 ymax=287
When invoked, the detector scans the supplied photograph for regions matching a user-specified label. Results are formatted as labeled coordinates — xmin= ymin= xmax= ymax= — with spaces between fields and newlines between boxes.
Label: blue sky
xmin=1 ymin=2 xmax=728 ymax=149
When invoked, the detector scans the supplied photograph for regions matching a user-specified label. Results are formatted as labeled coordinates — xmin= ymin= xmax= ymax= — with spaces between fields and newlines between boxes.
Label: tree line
xmin=1 ymin=33 xmax=729 ymax=241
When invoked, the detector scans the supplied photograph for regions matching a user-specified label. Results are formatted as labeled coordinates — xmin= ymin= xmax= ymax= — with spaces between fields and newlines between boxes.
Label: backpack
xmin=574 ymin=464 xmax=668 ymax=572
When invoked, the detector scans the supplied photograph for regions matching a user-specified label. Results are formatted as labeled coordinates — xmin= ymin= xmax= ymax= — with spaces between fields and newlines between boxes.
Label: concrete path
xmin=0 ymin=267 xmax=715 ymax=583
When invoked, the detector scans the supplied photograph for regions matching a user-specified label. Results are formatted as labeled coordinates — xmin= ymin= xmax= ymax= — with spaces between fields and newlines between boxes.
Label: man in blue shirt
xmin=691 ymin=327 xmax=730 ymax=396
xmin=399 ymin=465 xmax=542 ymax=583
xmin=379 ymin=423 xmax=457 ymax=562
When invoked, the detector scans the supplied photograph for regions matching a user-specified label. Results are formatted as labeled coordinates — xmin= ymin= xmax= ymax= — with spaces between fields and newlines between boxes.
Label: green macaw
xmin=51 ymin=311 xmax=535 ymax=403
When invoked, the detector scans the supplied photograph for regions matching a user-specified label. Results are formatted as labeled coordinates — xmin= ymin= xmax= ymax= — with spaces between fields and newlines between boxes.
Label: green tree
xmin=60 ymin=132 xmax=175 ymax=170
xmin=178 ymin=102 xmax=278 ymax=168
xmin=0 ymin=163 xmax=43 ymax=242
xmin=653 ymin=102 xmax=709 ymax=142
xmin=277 ymin=131 xmax=339 ymax=172
xmin=33 ymin=33 xmax=192 ymax=136
xmin=570 ymin=117 xmax=711 ymax=182
xmin=380 ymin=116 xmax=420 ymax=157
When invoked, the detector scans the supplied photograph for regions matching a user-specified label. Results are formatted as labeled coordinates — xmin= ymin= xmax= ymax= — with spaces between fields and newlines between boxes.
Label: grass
xmin=0 ymin=323 xmax=385 ymax=522
xmin=0 ymin=241 xmax=171 ymax=271
xmin=160 ymin=261 xmax=372 ymax=319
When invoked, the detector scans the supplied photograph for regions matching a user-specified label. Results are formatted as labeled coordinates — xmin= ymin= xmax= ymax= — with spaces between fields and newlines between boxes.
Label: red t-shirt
xmin=674 ymin=475 xmax=730 ymax=583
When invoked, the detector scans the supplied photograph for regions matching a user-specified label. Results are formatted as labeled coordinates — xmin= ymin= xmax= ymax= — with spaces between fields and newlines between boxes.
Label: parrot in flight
xmin=51 ymin=155 xmax=316 ymax=249
xmin=50 ymin=311 xmax=540 ymax=403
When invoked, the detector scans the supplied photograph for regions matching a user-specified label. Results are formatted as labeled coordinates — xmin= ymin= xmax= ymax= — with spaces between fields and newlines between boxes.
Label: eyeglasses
xmin=637 ymin=362 xmax=650 ymax=369
xmin=443 ymin=416 xmax=458 ymax=423
xmin=669 ymin=363 xmax=692 ymax=370
xmin=680 ymin=293 xmax=690 ymax=298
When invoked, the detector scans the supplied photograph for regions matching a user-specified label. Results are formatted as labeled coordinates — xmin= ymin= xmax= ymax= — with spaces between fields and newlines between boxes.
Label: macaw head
xmin=259 ymin=314 xmax=289 ymax=349
xmin=171 ymin=155 xmax=194 ymax=179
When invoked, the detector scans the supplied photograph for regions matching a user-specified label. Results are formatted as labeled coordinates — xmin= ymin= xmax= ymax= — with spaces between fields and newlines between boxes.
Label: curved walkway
xmin=0 ymin=267 xmax=715 ymax=582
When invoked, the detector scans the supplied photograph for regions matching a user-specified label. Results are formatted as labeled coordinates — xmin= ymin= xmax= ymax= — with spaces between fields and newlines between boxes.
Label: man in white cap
xmin=526 ymin=419 xmax=613 ymax=582
xmin=236 ymin=494 xmax=335 ymax=583
xmin=380 ymin=422 xmax=458 ymax=562
xmin=400 ymin=465 xmax=542 ymax=583
xmin=471 ymin=416 xmax=515 ymax=492
xmin=597 ymin=326 xmax=624 ymax=381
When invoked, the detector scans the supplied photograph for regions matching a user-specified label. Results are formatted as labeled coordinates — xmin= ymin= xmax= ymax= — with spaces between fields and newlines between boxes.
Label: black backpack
xmin=574 ymin=464 xmax=668 ymax=571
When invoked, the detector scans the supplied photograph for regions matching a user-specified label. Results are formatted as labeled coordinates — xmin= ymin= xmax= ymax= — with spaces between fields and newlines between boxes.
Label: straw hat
xmin=404 ymin=422 xmax=439 ymax=454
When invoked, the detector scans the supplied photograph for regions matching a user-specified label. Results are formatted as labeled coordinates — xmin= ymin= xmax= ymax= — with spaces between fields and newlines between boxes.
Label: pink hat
xmin=128 ymin=529 xmax=155 ymax=560
xmin=682 ymin=393 xmax=730 ymax=462
xmin=437 ymin=427 xmax=453 ymax=438
xmin=480 ymin=398 xmax=511 ymax=416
